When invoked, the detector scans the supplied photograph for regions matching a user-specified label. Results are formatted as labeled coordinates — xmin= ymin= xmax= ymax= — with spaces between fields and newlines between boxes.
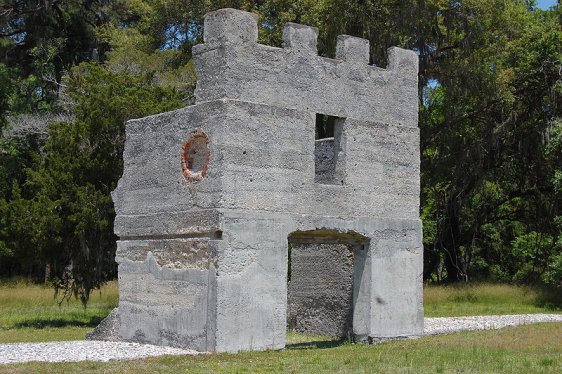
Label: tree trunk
xmin=44 ymin=263 xmax=51 ymax=284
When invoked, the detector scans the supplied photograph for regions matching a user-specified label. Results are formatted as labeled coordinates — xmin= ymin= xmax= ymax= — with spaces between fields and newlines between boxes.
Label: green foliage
xmin=0 ymin=181 xmax=61 ymax=276
xmin=544 ymin=251 xmax=562 ymax=288
xmin=0 ymin=63 xmax=183 ymax=304
xmin=509 ymin=232 xmax=555 ymax=283
xmin=0 ymin=63 xmax=12 ymax=126
xmin=1 ymin=0 xmax=561 ymax=300
xmin=37 ymin=63 xmax=182 ymax=304
xmin=0 ymin=0 xmax=116 ymax=111
xmin=419 ymin=1 xmax=562 ymax=284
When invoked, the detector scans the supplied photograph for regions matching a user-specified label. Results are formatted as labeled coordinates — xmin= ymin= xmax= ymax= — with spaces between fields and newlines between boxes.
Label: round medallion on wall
xmin=181 ymin=130 xmax=210 ymax=182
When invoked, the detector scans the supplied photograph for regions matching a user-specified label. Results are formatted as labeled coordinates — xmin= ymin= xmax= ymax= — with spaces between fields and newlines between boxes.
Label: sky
xmin=536 ymin=0 xmax=557 ymax=10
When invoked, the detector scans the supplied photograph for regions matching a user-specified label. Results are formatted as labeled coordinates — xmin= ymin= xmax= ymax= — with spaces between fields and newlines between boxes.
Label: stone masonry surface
xmin=287 ymin=242 xmax=355 ymax=337
xmin=109 ymin=7 xmax=423 ymax=352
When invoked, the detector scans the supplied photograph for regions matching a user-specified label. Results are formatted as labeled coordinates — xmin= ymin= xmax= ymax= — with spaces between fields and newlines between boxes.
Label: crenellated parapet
xmin=192 ymin=8 xmax=418 ymax=127
xmin=110 ymin=7 xmax=423 ymax=354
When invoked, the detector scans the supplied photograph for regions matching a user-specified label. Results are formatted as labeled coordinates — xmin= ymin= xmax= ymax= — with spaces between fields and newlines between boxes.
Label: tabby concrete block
xmin=110 ymin=7 xmax=423 ymax=353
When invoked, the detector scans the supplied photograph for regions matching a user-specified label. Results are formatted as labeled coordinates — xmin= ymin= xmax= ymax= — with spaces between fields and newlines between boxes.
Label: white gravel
xmin=423 ymin=313 xmax=562 ymax=336
xmin=1 ymin=314 xmax=561 ymax=365
xmin=0 ymin=341 xmax=198 ymax=364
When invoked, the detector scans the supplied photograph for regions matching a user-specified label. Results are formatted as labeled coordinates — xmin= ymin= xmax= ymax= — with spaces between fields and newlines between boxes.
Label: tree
xmin=6 ymin=63 xmax=183 ymax=304
xmin=0 ymin=0 xmax=117 ymax=111
xmin=1 ymin=0 xmax=561 ymax=299
xmin=419 ymin=1 xmax=561 ymax=283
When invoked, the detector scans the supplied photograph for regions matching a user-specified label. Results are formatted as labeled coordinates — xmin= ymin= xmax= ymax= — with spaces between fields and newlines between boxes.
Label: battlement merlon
xmin=336 ymin=35 xmax=369 ymax=65
xmin=203 ymin=8 xmax=258 ymax=45
xmin=192 ymin=8 xmax=419 ymax=127
xmin=283 ymin=23 xmax=318 ymax=54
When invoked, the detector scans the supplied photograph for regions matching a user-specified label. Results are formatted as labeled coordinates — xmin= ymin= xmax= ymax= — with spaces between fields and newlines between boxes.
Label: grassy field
xmin=0 ymin=281 xmax=559 ymax=344
xmin=0 ymin=281 xmax=560 ymax=373
xmin=0 ymin=279 xmax=118 ymax=343
xmin=424 ymin=282 xmax=561 ymax=317
xmin=2 ymin=323 xmax=561 ymax=373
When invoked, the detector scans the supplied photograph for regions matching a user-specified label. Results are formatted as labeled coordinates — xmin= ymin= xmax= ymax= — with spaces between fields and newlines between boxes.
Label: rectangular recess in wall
xmin=314 ymin=114 xmax=345 ymax=185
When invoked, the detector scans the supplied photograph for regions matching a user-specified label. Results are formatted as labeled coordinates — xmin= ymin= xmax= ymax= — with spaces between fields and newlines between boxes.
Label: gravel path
xmin=1 ymin=314 xmax=561 ymax=365
xmin=423 ymin=313 xmax=562 ymax=336
xmin=0 ymin=341 xmax=198 ymax=364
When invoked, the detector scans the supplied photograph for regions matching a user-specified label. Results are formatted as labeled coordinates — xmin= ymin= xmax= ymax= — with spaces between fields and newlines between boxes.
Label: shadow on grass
xmin=14 ymin=316 xmax=104 ymax=329
xmin=535 ymin=287 xmax=562 ymax=311
xmin=286 ymin=339 xmax=349 ymax=350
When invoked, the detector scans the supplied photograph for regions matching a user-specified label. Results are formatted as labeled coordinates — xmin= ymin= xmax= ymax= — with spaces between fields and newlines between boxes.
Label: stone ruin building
xmin=109 ymin=8 xmax=423 ymax=352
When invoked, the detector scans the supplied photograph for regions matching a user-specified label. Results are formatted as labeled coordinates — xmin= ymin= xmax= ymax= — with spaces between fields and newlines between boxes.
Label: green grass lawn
xmin=424 ymin=282 xmax=561 ymax=317
xmin=0 ymin=279 xmax=118 ymax=343
xmin=3 ymin=323 xmax=561 ymax=373
xmin=0 ymin=281 xmax=560 ymax=373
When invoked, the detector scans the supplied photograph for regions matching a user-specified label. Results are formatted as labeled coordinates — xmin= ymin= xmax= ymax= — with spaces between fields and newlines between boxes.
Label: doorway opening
xmin=287 ymin=230 xmax=368 ymax=340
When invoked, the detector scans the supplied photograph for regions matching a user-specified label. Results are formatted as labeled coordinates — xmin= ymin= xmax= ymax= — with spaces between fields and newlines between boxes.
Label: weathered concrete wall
xmin=111 ymin=7 xmax=423 ymax=353
xmin=288 ymin=242 xmax=355 ymax=337
xmin=193 ymin=11 xmax=418 ymax=127
xmin=115 ymin=239 xmax=218 ymax=351
xmin=114 ymin=100 xmax=419 ymax=223
xmin=315 ymin=138 xmax=343 ymax=185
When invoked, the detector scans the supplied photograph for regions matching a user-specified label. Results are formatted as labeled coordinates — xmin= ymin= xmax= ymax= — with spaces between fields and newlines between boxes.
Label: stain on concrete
xmin=107 ymin=8 xmax=423 ymax=353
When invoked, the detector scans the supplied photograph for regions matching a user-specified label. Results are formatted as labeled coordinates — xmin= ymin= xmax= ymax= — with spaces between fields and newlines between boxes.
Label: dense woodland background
xmin=0 ymin=0 xmax=560 ymax=305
